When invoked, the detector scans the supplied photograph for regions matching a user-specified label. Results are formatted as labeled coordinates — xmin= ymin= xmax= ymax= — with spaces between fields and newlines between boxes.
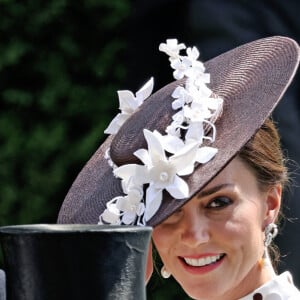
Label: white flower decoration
xmin=171 ymin=57 xmax=192 ymax=80
xmin=104 ymin=77 xmax=154 ymax=134
xmin=99 ymin=185 xmax=145 ymax=225
xmin=186 ymin=46 xmax=200 ymax=62
xmin=183 ymin=100 xmax=213 ymax=123
xmin=116 ymin=189 xmax=145 ymax=225
xmin=136 ymin=130 xmax=200 ymax=221
xmin=196 ymin=146 xmax=218 ymax=164
xmin=99 ymin=202 xmax=121 ymax=225
xmin=100 ymin=39 xmax=223 ymax=226
xmin=159 ymin=39 xmax=186 ymax=60
xmin=171 ymin=86 xmax=194 ymax=109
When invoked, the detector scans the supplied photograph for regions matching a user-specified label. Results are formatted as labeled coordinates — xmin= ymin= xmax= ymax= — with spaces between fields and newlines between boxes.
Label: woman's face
xmin=152 ymin=157 xmax=281 ymax=300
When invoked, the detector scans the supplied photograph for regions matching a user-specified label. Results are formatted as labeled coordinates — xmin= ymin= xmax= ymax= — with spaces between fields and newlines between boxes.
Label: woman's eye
xmin=206 ymin=197 xmax=232 ymax=209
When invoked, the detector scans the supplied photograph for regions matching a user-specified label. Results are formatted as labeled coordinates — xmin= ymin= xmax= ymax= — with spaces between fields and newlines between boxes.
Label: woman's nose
xmin=180 ymin=214 xmax=210 ymax=247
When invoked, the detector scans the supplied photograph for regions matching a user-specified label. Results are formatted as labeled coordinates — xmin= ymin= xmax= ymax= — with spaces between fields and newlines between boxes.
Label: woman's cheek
xmin=152 ymin=225 xmax=175 ymax=255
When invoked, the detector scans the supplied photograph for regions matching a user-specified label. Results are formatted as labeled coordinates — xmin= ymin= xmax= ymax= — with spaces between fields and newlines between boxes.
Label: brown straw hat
xmin=58 ymin=36 xmax=300 ymax=227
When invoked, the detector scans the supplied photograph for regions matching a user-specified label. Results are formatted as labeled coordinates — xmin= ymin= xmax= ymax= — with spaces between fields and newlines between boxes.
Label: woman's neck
xmin=217 ymin=257 xmax=276 ymax=300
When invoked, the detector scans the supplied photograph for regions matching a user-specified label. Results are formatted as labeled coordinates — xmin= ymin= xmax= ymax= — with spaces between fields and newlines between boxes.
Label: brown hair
xmin=238 ymin=118 xmax=288 ymax=267
xmin=239 ymin=118 xmax=288 ymax=191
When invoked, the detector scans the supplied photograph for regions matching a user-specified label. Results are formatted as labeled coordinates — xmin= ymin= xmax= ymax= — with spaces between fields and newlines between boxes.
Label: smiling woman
xmin=152 ymin=156 xmax=282 ymax=299
xmin=58 ymin=36 xmax=300 ymax=299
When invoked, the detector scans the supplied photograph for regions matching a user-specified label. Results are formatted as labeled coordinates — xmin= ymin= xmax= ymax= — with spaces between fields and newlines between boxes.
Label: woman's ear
xmin=264 ymin=184 xmax=282 ymax=226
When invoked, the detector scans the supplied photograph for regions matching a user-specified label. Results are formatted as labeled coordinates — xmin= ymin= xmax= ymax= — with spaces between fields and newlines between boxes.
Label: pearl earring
xmin=161 ymin=265 xmax=171 ymax=279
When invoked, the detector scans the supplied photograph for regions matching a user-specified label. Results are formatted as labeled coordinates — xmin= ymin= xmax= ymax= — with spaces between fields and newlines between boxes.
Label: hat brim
xmin=58 ymin=36 xmax=300 ymax=227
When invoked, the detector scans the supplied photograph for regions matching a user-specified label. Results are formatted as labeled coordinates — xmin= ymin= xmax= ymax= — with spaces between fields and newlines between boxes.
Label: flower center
xmin=129 ymin=204 xmax=137 ymax=212
xmin=159 ymin=172 xmax=169 ymax=182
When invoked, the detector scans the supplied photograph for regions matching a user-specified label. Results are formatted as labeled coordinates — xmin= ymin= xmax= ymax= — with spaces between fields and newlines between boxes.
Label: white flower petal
xmin=143 ymin=129 xmax=166 ymax=164
xmin=118 ymin=90 xmax=138 ymax=113
xmin=135 ymin=77 xmax=154 ymax=104
xmin=184 ymin=101 xmax=212 ymax=122
xmin=134 ymin=148 xmax=152 ymax=166
xmin=114 ymin=164 xmax=148 ymax=185
xmin=136 ymin=202 xmax=145 ymax=216
xmin=167 ymin=39 xmax=185 ymax=50
xmin=104 ymin=114 xmax=121 ymax=135
xmin=165 ymin=123 xmax=181 ymax=138
xmin=207 ymin=97 xmax=223 ymax=111
xmin=177 ymin=163 xmax=194 ymax=176
xmin=171 ymin=86 xmax=184 ymax=98
xmin=127 ymin=189 xmax=143 ymax=204
xmin=159 ymin=39 xmax=186 ymax=58
xmin=187 ymin=46 xmax=200 ymax=60
xmin=170 ymin=59 xmax=181 ymax=69
xmin=172 ymin=99 xmax=184 ymax=110
xmin=196 ymin=147 xmax=218 ymax=164
xmin=145 ymin=185 xmax=163 ymax=221
xmin=173 ymin=69 xmax=185 ymax=80
xmin=122 ymin=212 xmax=137 ymax=225
xmin=121 ymin=176 xmax=144 ymax=195
xmin=170 ymin=142 xmax=199 ymax=175
xmin=172 ymin=86 xmax=193 ymax=106
xmin=166 ymin=175 xmax=189 ymax=199
xmin=172 ymin=110 xmax=185 ymax=124
xmin=194 ymin=79 xmax=211 ymax=93
xmin=100 ymin=208 xmax=120 ymax=225
xmin=161 ymin=134 xmax=185 ymax=154
xmin=185 ymin=122 xmax=204 ymax=144
xmin=181 ymin=56 xmax=192 ymax=68
xmin=104 ymin=113 xmax=129 ymax=135
xmin=116 ymin=197 xmax=127 ymax=211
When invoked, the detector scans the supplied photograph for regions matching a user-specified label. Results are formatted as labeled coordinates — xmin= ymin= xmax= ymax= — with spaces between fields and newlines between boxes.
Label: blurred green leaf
xmin=0 ymin=0 xmax=130 ymax=227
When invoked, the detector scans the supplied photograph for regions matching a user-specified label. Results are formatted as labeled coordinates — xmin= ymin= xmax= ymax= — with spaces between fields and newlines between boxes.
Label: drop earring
xmin=161 ymin=265 xmax=171 ymax=279
xmin=264 ymin=223 xmax=278 ymax=248
xmin=262 ymin=223 xmax=278 ymax=267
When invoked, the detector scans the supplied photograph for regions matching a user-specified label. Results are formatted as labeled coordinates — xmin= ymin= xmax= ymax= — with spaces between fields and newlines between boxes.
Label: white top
xmin=239 ymin=272 xmax=300 ymax=300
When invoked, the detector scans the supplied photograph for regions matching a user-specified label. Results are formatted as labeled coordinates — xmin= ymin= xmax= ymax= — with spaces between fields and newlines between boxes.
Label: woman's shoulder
xmin=275 ymin=271 xmax=300 ymax=299
xmin=240 ymin=271 xmax=300 ymax=300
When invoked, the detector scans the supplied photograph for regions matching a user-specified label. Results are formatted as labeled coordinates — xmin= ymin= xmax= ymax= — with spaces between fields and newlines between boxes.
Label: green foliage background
xmin=0 ymin=0 xmax=190 ymax=298
xmin=0 ymin=0 xmax=129 ymax=226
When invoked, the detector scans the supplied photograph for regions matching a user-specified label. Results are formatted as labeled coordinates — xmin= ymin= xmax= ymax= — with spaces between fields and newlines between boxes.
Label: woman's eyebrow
xmin=196 ymin=183 xmax=235 ymax=198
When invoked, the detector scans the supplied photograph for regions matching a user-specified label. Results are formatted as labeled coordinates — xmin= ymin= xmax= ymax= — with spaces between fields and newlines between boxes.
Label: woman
xmin=149 ymin=119 xmax=296 ymax=299
xmin=58 ymin=36 xmax=300 ymax=299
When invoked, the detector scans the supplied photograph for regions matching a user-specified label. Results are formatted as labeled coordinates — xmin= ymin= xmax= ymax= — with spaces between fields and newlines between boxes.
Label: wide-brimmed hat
xmin=58 ymin=36 xmax=300 ymax=227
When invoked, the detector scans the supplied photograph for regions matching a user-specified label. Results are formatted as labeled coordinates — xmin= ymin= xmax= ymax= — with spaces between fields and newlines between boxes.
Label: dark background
xmin=0 ymin=1 xmax=299 ymax=299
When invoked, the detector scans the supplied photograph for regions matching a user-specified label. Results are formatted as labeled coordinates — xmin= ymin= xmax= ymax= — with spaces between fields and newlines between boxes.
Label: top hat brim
xmin=58 ymin=36 xmax=300 ymax=227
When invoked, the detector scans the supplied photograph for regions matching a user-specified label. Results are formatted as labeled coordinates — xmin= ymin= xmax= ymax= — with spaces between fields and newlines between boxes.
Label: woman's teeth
xmin=183 ymin=254 xmax=223 ymax=267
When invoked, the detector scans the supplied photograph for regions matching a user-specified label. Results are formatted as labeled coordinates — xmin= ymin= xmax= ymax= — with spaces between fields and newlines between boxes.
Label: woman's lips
xmin=179 ymin=253 xmax=226 ymax=274
xmin=183 ymin=254 xmax=224 ymax=267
